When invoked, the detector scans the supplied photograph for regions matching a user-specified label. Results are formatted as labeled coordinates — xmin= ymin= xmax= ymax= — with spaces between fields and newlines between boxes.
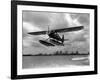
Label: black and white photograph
xmin=11 ymin=1 xmax=97 ymax=79
xmin=22 ymin=11 xmax=90 ymax=69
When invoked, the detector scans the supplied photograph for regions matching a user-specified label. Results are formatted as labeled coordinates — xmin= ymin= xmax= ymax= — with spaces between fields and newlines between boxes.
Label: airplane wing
xmin=28 ymin=26 xmax=83 ymax=35
xmin=28 ymin=31 xmax=47 ymax=35
xmin=53 ymin=26 xmax=84 ymax=33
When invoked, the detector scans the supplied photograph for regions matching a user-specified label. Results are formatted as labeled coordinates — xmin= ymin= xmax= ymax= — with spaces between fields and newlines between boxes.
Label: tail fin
xmin=62 ymin=35 xmax=64 ymax=44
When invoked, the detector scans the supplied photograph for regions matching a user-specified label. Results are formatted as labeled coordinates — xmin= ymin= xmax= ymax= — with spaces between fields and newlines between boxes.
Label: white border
xmin=17 ymin=5 xmax=94 ymax=75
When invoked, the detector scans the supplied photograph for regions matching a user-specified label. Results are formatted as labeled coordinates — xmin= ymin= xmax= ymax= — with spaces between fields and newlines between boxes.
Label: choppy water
xmin=22 ymin=55 xmax=89 ymax=69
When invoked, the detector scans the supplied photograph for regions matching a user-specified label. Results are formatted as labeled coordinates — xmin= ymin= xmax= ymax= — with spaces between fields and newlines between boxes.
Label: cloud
xmin=23 ymin=11 xmax=54 ymax=30
xmin=23 ymin=22 xmax=44 ymax=47
xmin=78 ymin=14 xmax=90 ymax=26
xmin=23 ymin=22 xmax=41 ymax=32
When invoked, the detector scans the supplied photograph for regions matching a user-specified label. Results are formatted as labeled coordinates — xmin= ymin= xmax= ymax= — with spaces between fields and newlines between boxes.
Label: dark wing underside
xmin=28 ymin=31 xmax=47 ymax=35
xmin=28 ymin=26 xmax=84 ymax=35
xmin=53 ymin=26 xmax=84 ymax=33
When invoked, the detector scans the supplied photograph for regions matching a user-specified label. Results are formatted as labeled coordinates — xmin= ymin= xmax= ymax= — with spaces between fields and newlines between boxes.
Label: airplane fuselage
xmin=48 ymin=31 xmax=62 ymax=41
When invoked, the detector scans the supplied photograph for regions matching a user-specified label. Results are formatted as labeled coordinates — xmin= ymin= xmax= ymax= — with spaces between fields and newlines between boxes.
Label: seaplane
xmin=28 ymin=26 xmax=84 ymax=47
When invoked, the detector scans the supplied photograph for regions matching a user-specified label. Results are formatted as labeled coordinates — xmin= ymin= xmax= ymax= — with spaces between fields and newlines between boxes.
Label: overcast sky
xmin=22 ymin=11 xmax=90 ymax=55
